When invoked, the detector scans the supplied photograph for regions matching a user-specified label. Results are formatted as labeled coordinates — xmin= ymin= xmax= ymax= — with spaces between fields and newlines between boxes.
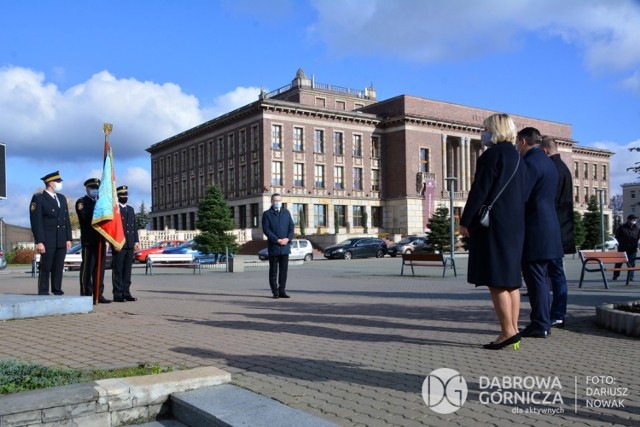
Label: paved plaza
xmin=0 ymin=255 xmax=639 ymax=426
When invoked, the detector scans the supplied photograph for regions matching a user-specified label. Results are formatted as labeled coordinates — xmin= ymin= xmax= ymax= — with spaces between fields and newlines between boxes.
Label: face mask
xmin=480 ymin=131 xmax=493 ymax=147
xmin=89 ymin=189 xmax=99 ymax=198
xmin=118 ymin=197 xmax=128 ymax=204
xmin=52 ymin=182 xmax=63 ymax=192
xmin=632 ymin=221 xmax=637 ymax=225
xmin=273 ymin=201 xmax=282 ymax=210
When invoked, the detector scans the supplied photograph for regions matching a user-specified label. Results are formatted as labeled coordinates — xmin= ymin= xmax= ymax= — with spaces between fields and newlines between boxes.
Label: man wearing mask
xmin=613 ymin=215 xmax=640 ymax=281
xmin=112 ymin=185 xmax=139 ymax=302
xmin=76 ymin=178 xmax=111 ymax=303
xmin=29 ymin=171 xmax=72 ymax=295
xmin=262 ymin=193 xmax=294 ymax=299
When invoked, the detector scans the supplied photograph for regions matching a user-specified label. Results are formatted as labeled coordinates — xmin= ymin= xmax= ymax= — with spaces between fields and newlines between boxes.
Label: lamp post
xmin=595 ymin=189 xmax=605 ymax=252
xmin=445 ymin=177 xmax=457 ymax=270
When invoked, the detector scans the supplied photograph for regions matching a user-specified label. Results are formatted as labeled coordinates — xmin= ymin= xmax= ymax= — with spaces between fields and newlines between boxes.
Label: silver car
xmin=258 ymin=239 xmax=314 ymax=261
xmin=0 ymin=249 xmax=7 ymax=270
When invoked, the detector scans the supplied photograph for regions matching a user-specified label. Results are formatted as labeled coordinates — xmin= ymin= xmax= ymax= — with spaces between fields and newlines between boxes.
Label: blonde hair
xmin=483 ymin=113 xmax=517 ymax=144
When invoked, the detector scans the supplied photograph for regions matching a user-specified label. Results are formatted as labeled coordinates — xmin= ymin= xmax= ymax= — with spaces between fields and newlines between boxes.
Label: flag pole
xmin=95 ymin=123 xmax=112 ymax=305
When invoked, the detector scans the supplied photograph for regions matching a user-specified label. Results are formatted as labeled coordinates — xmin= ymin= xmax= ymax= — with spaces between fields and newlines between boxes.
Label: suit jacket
xmin=522 ymin=147 xmax=563 ymax=262
xmin=29 ymin=191 xmax=72 ymax=248
xmin=262 ymin=207 xmax=294 ymax=256
xmin=550 ymin=154 xmax=575 ymax=254
xmin=119 ymin=204 xmax=139 ymax=249
xmin=76 ymin=195 xmax=102 ymax=245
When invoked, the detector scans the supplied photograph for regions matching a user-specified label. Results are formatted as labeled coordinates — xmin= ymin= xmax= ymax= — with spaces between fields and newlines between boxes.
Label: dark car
xmin=323 ymin=237 xmax=387 ymax=260
xmin=163 ymin=239 xmax=232 ymax=263
xmin=387 ymin=236 xmax=431 ymax=257
xmin=65 ymin=243 xmax=113 ymax=270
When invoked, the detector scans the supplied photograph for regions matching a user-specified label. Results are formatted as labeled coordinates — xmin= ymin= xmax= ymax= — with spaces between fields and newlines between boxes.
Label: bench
xmin=400 ymin=252 xmax=456 ymax=277
xmin=578 ymin=250 xmax=640 ymax=289
xmin=145 ymin=253 xmax=201 ymax=276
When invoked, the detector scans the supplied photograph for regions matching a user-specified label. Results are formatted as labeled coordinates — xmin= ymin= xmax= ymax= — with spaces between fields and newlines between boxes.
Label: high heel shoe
xmin=483 ymin=334 xmax=521 ymax=350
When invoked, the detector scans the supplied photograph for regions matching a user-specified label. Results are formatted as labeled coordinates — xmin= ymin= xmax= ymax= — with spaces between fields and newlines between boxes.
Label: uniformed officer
xmin=112 ymin=185 xmax=139 ymax=302
xmin=76 ymin=178 xmax=111 ymax=303
xmin=29 ymin=171 xmax=72 ymax=295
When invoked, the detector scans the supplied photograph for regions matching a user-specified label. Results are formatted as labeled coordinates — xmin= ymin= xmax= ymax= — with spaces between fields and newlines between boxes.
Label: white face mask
xmin=52 ymin=182 xmax=63 ymax=192
xmin=632 ymin=221 xmax=637 ymax=225
xmin=273 ymin=201 xmax=282 ymax=210
xmin=89 ymin=189 xmax=99 ymax=198
xmin=480 ymin=131 xmax=493 ymax=147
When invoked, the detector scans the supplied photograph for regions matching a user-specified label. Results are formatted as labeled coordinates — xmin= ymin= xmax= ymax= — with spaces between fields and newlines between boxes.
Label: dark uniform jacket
xmin=615 ymin=222 xmax=640 ymax=252
xmin=76 ymin=195 xmax=102 ymax=245
xmin=120 ymin=204 xmax=139 ymax=249
xmin=262 ymin=207 xmax=294 ymax=256
xmin=30 ymin=191 xmax=72 ymax=248
xmin=550 ymin=154 xmax=576 ymax=254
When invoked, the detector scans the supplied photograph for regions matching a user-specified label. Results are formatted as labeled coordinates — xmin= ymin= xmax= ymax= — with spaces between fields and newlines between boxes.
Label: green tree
xmin=136 ymin=201 xmax=150 ymax=230
xmin=193 ymin=185 xmax=238 ymax=254
xmin=426 ymin=205 xmax=451 ymax=252
xmin=582 ymin=196 xmax=602 ymax=249
xmin=362 ymin=210 xmax=369 ymax=234
xmin=334 ymin=209 xmax=339 ymax=234
xmin=299 ymin=207 xmax=306 ymax=236
xmin=573 ymin=210 xmax=585 ymax=249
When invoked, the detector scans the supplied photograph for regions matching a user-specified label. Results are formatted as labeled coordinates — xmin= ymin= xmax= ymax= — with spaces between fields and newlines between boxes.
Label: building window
xmin=353 ymin=167 xmax=363 ymax=190
xmin=239 ymin=205 xmax=247 ymax=228
xmin=419 ymin=148 xmax=429 ymax=173
xmin=574 ymin=186 xmax=579 ymax=203
xmin=602 ymin=165 xmax=607 ymax=180
xmin=334 ymin=166 xmax=344 ymax=189
xmin=371 ymin=136 xmax=381 ymax=158
xmin=584 ymin=187 xmax=589 ymax=203
xmin=217 ymin=137 xmax=224 ymax=158
xmin=239 ymin=130 xmax=247 ymax=154
xmin=632 ymin=190 xmax=636 ymax=199
xmin=314 ymin=204 xmax=327 ymax=227
xmin=292 ymin=203 xmax=304 ymax=225
xmin=336 ymin=100 xmax=346 ymax=110
xmin=229 ymin=168 xmax=235 ymax=191
xmin=228 ymin=133 xmax=235 ymax=157
xmin=240 ymin=165 xmax=247 ymax=188
xmin=574 ymin=161 xmax=579 ymax=178
xmin=314 ymin=129 xmax=325 ymax=153
xmin=593 ymin=164 xmax=597 ymax=180
xmin=372 ymin=206 xmax=382 ymax=227
xmin=314 ymin=164 xmax=325 ymax=188
xmin=335 ymin=205 xmax=346 ymax=227
xmin=353 ymin=134 xmax=362 ymax=157
xmin=218 ymin=171 xmax=224 ymax=191
xmin=251 ymin=203 xmax=260 ymax=227
xmin=371 ymin=169 xmax=380 ymax=191
xmin=316 ymin=97 xmax=326 ymax=108
xmin=293 ymin=127 xmax=304 ymax=151
xmin=252 ymin=125 xmax=260 ymax=151
xmin=251 ymin=162 xmax=260 ymax=186
xmin=334 ymin=131 xmax=344 ymax=155
xmin=294 ymin=163 xmax=304 ymax=187
xmin=583 ymin=162 xmax=588 ymax=179
xmin=271 ymin=161 xmax=283 ymax=186
xmin=353 ymin=206 xmax=364 ymax=227
xmin=272 ymin=124 xmax=282 ymax=149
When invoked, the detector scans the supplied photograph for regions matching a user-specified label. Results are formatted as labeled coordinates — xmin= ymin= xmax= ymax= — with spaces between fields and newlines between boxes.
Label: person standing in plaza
xmin=76 ymin=178 xmax=111 ymax=303
xmin=613 ymin=214 xmax=640 ymax=281
xmin=111 ymin=186 xmax=139 ymax=302
xmin=460 ymin=113 xmax=528 ymax=350
xmin=540 ymin=136 xmax=575 ymax=328
xmin=517 ymin=127 xmax=563 ymax=338
xmin=262 ymin=193 xmax=294 ymax=299
xmin=29 ymin=171 xmax=73 ymax=295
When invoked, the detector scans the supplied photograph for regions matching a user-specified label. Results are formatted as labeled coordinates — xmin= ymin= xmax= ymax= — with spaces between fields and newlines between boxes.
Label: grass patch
xmin=0 ymin=359 xmax=173 ymax=395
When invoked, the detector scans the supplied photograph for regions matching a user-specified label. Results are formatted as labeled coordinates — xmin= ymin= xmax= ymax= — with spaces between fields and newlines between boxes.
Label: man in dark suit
xmin=262 ymin=193 xmax=294 ymax=299
xmin=112 ymin=185 xmax=139 ymax=302
xmin=541 ymin=136 xmax=575 ymax=328
xmin=517 ymin=128 xmax=564 ymax=338
xmin=29 ymin=171 xmax=72 ymax=295
xmin=76 ymin=178 xmax=111 ymax=303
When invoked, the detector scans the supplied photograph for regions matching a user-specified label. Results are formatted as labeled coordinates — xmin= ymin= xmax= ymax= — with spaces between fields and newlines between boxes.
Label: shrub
xmin=12 ymin=249 xmax=37 ymax=264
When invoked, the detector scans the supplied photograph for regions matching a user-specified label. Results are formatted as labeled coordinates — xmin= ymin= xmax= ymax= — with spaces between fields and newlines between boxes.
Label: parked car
xmin=603 ymin=236 xmax=618 ymax=250
xmin=162 ymin=240 xmax=232 ymax=263
xmin=323 ymin=237 xmax=387 ymax=260
xmin=134 ymin=240 xmax=185 ymax=263
xmin=258 ymin=239 xmax=314 ymax=261
xmin=65 ymin=243 xmax=113 ymax=270
xmin=0 ymin=249 xmax=7 ymax=270
xmin=387 ymin=236 xmax=430 ymax=257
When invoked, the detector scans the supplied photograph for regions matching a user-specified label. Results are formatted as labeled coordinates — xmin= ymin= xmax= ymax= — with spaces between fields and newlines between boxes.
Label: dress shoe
xmin=272 ymin=294 xmax=279 ymax=299
xmin=611 ymin=276 xmax=618 ymax=281
xmin=98 ymin=297 xmax=112 ymax=304
xmin=550 ymin=319 xmax=565 ymax=328
xmin=278 ymin=292 xmax=290 ymax=298
xmin=483 ymin=334 xmax=521 ymax=350
xmin=519 ymin=324 xmax=548 ymax=338
xmin=113 ymin=296 xmax=126 ymax=302
xmin=53 ymin=291 xmax=64 ymax=296
xmin=124 ymin=295 xmax=137 ymax=301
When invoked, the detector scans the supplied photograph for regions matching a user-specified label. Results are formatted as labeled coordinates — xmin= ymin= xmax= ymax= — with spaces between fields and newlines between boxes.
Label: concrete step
xmin=0 ymin=294 xmax=93 ymax=320
xmin=171 ymin=384 xmax=339 ymax=427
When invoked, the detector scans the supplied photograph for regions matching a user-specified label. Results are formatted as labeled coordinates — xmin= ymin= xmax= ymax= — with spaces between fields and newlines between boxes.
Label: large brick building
xmin=147 ymin=69 xmax=613 ymax=239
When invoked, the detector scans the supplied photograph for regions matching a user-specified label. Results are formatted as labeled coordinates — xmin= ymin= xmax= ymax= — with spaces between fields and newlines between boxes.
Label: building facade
xmin=147 ymin=69 xmax=613 ymax=239
xmin=621 ymin=182 xmax=640 ymax=220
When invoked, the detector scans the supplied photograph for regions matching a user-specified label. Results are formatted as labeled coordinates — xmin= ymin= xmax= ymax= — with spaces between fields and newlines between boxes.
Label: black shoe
xmin=98 ymin=297 xmax=112 ymax=304
xmin=612 ymin=276 xmax=618 ymax=281
xmin=519 ymin=324 xmax=548 ymax=338
xmin=124 ymin=295 xmax=137 ymax=301
xmin=483 ymin=334 xmax=521 ymax=350
xmin=278 ymin=292 xmax=290 ymax=298
xmin=272 ymin=293 xmax=279 ymax=299
xmin=53 ymin=291 xmax=64 ymax=296
xmin=550 ymin=319 xmax=565 ymax=328
xmin=114 ymin=296 xmax=126 ymax=302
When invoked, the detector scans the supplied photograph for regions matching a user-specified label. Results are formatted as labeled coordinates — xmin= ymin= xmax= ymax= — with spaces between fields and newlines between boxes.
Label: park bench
xmin=400 ymin=252 xmax=456 ymax=277
xmin=31 ymin=253 xmax=83 ymax=277
xmin=145 ymin=253 xmax=201 ymax=276
xmin=578 ymin=250 xmax=640 ymax=289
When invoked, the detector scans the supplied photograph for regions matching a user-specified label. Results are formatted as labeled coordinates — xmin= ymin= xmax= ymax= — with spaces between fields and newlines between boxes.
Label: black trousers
xmin=268 ymin=254 xmax=289 ymax=294
xmin=38 ymin=247 xmax=66 ymax=295
xmin=112 ymin=247 xmax=135 ymax=298
xmin=80 ymin=244 xmax=106 ymax=297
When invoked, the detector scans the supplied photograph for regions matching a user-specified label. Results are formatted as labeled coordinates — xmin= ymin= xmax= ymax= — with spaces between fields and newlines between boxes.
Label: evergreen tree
xmin=426 ymin=206 xmax=451 ymax=252
xmin=193 ymin=185 xmax=238 ymax=254
xmin=299 ymin=207 xmax=306 ymax=236
xmin=136 ymin=201 xmax=150 ymax=230
xmin=582 ymin=196 xmax=602 ymax=249
xmin=573 ymin=210 xmax=586 ymax=249
xmin=334 ymin=209 xmax=339 ymax=234
xmin=362 ymin=210 xmax=369 ymax=234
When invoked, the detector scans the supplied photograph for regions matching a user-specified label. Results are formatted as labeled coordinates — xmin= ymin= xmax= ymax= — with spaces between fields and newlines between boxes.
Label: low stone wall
xmin=595 ymin=301 xmax=640 ymax=337
xmin=0 ymin=366 xmax=230 ymax=427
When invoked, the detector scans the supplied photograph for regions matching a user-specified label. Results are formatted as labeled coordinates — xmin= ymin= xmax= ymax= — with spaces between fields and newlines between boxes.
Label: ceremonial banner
xmin=92 ymin=145 xmax=125 ymax=250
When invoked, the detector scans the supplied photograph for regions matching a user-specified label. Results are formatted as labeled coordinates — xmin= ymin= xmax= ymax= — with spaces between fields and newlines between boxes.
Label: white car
xmin=258 ymin=239 xmax=314 ymax=261
xmin=603 ymin=236 xmax=618 ymax=250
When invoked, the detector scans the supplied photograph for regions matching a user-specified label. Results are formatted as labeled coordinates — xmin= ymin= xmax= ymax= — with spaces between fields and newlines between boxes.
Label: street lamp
xmin=595 ymin=189 xmax=605 ymax=252
xmin=445 ymin=177 xmax=457 ymax=272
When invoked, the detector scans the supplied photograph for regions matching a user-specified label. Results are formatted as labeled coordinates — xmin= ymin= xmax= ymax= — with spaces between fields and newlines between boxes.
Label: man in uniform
xmin=112 ymin=185 xmax=139 ymax=302
xmin=76 ymin=178 xmax=111 ymax=303
xmin=29 ymin=171 xmax=72 ymax=295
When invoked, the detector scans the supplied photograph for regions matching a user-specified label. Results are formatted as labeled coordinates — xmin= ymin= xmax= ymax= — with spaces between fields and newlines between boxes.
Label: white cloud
xmin=203 ymin=86 xmax=261 ymax=119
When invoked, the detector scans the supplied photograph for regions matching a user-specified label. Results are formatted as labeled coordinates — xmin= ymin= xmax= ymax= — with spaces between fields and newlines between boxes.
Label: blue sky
xmin=1 ymin=0 xmax=639 ymax=227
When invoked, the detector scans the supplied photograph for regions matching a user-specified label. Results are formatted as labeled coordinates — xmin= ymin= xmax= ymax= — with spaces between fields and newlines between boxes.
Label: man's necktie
xmin=53 ymin=194 xmax=59 ymax=207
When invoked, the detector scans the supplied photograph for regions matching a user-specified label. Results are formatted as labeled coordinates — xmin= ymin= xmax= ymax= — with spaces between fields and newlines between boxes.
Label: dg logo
xmin=422 ymin=368 xmax=468 ymax=414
